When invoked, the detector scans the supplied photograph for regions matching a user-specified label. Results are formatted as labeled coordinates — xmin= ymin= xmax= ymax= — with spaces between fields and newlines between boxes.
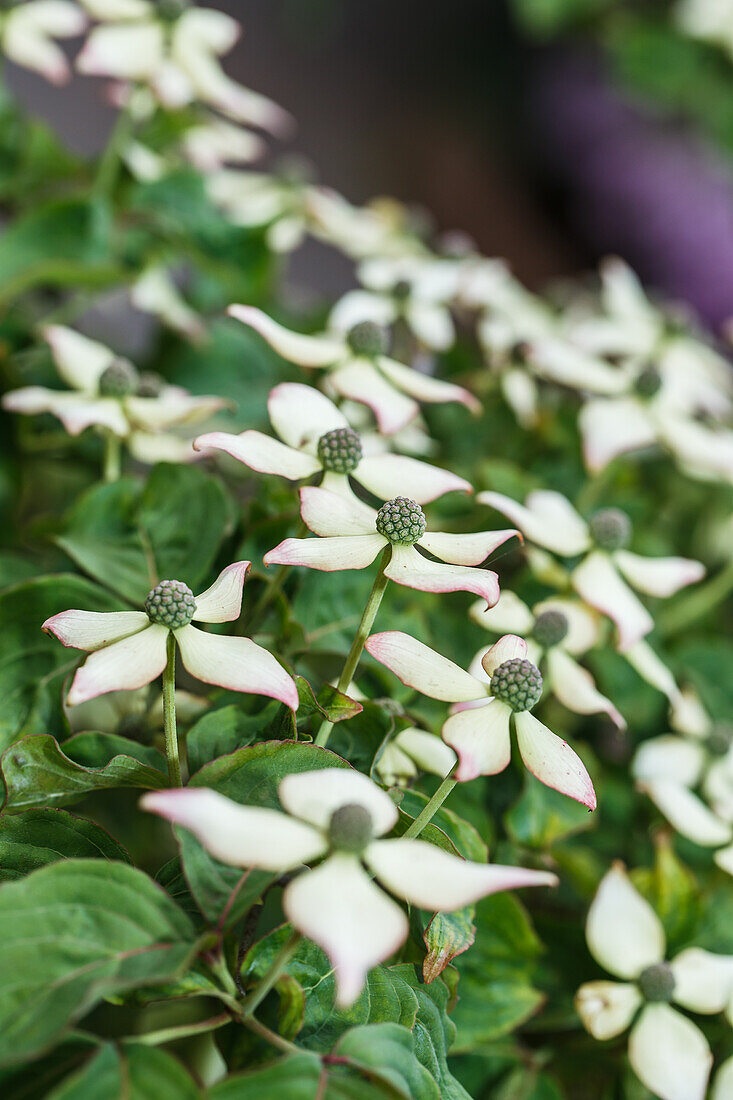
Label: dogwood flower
xmin=478 ymin=490 xmax=705 ymax=652
xmin=575 ymin=864 xmax=733 ymax=1100
xmin=0 ymin=1 xmax=86 ymax=85
xmin=306 ymin=186 xmax=423 ymax=262
xmin=2 ymin=325 xmax=225 ymax=463
xmin=365 ymin=631 xmax=596 ymax=807
xmin=265 ymin=486 xmax=518 ymax=608
xmin=468 ymin=591 xmax=625 ymax=728
xmin=633 ymin=690 xmax=733 ymax=875
xmin=141 ymin=767 xmax=557 ymax=1005
xmin=130 ymin=265 xmax=205 ymax=343
xmin=676 ymin=0 xmax=733 ymax=61
xmin=227 ymin=305 xmax=479 ymax=436
xmin=207 ymin=164 xmax=313 ymax=254
xmin=42 ymin=561 xmax=299 ymax=710
xmin=76 ymin=1 xmax=291 ymax=134
xmin=330 ymin=255 xmax=464 ymax=352
xmin=193 ymin=382 xmax=470 ymax=505
xmin=65 ymin=684 xmax=207 ymax=737
xmin=376 ymin=727 xmax=457 ymax=788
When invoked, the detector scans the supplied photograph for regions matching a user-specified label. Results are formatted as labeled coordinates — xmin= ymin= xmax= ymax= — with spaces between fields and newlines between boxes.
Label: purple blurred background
xmin=7 ymin=0 xmax=733 ymax=328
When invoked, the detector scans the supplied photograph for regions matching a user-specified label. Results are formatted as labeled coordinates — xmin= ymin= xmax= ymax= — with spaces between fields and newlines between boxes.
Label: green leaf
xmin=334 ymin=1023 xmax=440 ymax=1100
xmin=176 ymin=825 xmax=273 ymax=929
xmin=46 ymin=1042 xmax=201 ymax=1100
xmin=0 ymin=733 xmax=167 ymax=813
xmin=448 ymin=894 xmax=546 ymax=1050
xmin=632 ymin=841 xmax=699 ymax=950
xmin=423 ymin=910 xmax=476 ymax=983
xmin=0 ymin=860 xmax=197 ymax=1067
xmin=494 ymin=1067 xmax=565 ymax=1100
xmin=294 ymin=676 xmax=363 ymax=724
xmin=0 ymin=575 xmax=121 ymax=753
xmin=190 ymin=740 xmax=351 ymax=807
xmin=56 ymin=465 xmax=234 ymax=605
xmin=390 ymin=968 xmax=472 ymax=1100
xmin=186 ymin=702 xmax=281 ymax=775
xmin=0 ymin=808 xmax=130 ymax=880
xmin=504 ymin=774 xmax=594 ymax=849
xmin=396 ymin=790 xmax=488 ymax=863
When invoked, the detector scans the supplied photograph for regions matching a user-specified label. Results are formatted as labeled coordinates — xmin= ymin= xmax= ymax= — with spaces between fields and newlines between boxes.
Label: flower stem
xmin=94 ymin=103 xmax=135 ymax=199
xmin=163 ymin=632 xmax=182 ymax=787
xmin=134 ymin=1013 xmax=231 ymax=1047
xmin=402 ymin=763 xmax=458 ymax=839
xmin=103 ymin=432 xmax=122 ymax=483
xmin=314 ymin=547 xmax=391 ymax=749
xmin=657 ymin=558 xmax=733 ymax=637
xmin=249 ymin=520 xmax=308 ymax=629
xmin=242 ymin=929 xmax=302 ymax=1018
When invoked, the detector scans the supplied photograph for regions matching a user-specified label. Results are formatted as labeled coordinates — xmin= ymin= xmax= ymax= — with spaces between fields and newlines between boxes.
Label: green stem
xmin=242 ymin=1015 xmax=301 ymax=1055
xmin=657 ymin=558 xmax=733 ymax=637
xmin=134 ymin=1014 xmax=230 ymax=1047
xmin=314 ymin=547 xmax=391 ymax=748
xmin=103 ymin=432 xmax=122 ymax=483
xmin=575 ymin=463 xmax=616 ymax=516
xmin=242 ymin=930 xmax=302 ymax=1018
xmin=94 ymin=104 xmax=136 ymax=199
xmin=249 ymin=520 xmax=308 ymax=628
xmin=402 ymin=764 xmax=458 ymax=839
xmin=163 ymin=633 xmax=182 ymax=787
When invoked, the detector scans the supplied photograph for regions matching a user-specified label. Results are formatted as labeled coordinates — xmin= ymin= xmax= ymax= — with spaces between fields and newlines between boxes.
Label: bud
xmin=533 ymin=609 xmax=569 ymax=649
xmin=634 ymin=365 xmax=663 ymax=399
xmin=707 ymin=724 xmax=733 ymax=758
xmin=328 ymin=803 xmax=374 ymax=854
xmin=317 ymin=427 xmax=363 ymax=474
xmin=638 ymin=962 xmax=676 ymax=1003
xmin=589 ymin=508 xmax=632 ymax=552
xmin=136 ymin=372 xmax=165 ymax=398
xmin=490 ymin=658 xmax=543 ymax=712
xmin=99 ymin=357 xmax=139 ymax=398
xmin=346 ymin=321 xmax=389 ymax=358
xmin=392 ymin=279 xmax=412 ymax=301
xmin=145 ymin=580 xmax=196 ymax=629
xmin=376 ymin=497 xmax=426 ymax=545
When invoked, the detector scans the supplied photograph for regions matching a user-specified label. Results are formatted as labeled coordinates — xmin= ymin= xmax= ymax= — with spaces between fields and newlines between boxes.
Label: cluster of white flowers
xmin=3 ymin=5 xmax=732 ymax=1090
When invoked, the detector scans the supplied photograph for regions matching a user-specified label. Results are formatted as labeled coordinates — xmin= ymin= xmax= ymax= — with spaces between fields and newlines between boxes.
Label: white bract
xmin=227 ymin=304 xmax=480 ymax=436
xmin=478 ymin=489 xmax=705 ymax=653
xmin=0 ymin=1 xmax=86 ymax=85
xmin=130 ymin=265 xmax=205 ymax=343
xmin=65 ymin=684 xmax=207 ymax=736
xmin=76 ymin=2 xmax=291 ymax=133
xmin=141 ymin=767 xmax=557 ymax=1006
xmin=576 ymin=864 xmax=733 ymax=1100
xmin=468 ymin=591 xmax=625 ymax=728
xmin=633 ymin=689 xmax=733 ymax=875
xmin=675 ymin=0 xmax=733 ymax=59
xmin=305 ymin=186 xmax=423 ymax=262
xmin=365 ymin=631 xmax=597 ymax=808
xmin=376 ymin=727 xmax=457 ymax=788
xmin=265 ymin=485 xmax=517 ymax=608
xmin=42 ymin=561 xmax=299 ymax=710
xmin=193 ymin=382 xmax=470 ymax=505
xmin=1 ymin=325 xmax=225 ymax=463
xmin=207 ymin=167 xmax=313 ymax=254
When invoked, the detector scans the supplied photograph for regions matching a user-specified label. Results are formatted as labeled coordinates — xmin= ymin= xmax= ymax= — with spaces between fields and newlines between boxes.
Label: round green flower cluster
xmin=98 ymin=358 xmax=139 ymax=398
xmin=491 ymin=658 xmax=543 ymax=712
xmin=346 ymin=321 xmax=389 ymax=358
xmin=376 ymin=497 xmax=426 ymax=545
xmin=638 ymin=962 xmax=676 ymax=1003
xmin=317 ymin=427 xmax=363 ymax=474
xmin=590 ymin=508 xmax=632 ymax=552
xmin=145 ymin=580 xmax=197 ymax=629
xmin=533 ymin=609 xmax=569 ymax=649
xmin=634 ymin=365 xmax=663 ymax=399
xmin=329 ymin=803 xmax=374 ymax=854
xmin=136 ymin=372 xmax=165 ymax=398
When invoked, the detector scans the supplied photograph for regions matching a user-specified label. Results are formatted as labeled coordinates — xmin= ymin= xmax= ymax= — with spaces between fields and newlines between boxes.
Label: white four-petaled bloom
xmin=42 ymin=561 xmax=299 ymax=710
xmin=376 ymin=727 xmax=457 ymax=788
xmin=633 ymin=689 xmax=733 ymax=875
xmin=468 ymin=590 xmax=625 ymax=728
xmin=77 ymin=2 xmax=291 ymax=134
xmin=193 ymin=382 xmax=470 ymax=506
xmin=206 ymin=166 xmax=312 ymax=254
xmin=365 ymin=631 xmax=596 ymax=808
xmin=265 ymin=485 xmax=517 ymax=608
xmin=1 ymin=325 xmax=226 ymax=464
xmin=478 ymin=490 xmax=705 ymax=654
xmin=0 ymin=1 xmax=86 ymax=85
xmin=227 ymin=305 xmax=480 ymax=436
xmin=576 ymin=864 xmax=733 ymax=1100
xmin=141 ymin=767 xmax=558 ymax=1006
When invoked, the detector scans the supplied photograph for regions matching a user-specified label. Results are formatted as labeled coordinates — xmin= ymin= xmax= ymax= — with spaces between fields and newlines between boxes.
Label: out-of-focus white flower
xmin=130 ymin=265 xmax=205 ymax=342
xmin=193 ymin=381 xmax=470 ymax=505
xmin=266 ymin=486 xmax=517 ymax=608
xmin=227 ymin=305 xmax=480 ymax=435
xmin=206 ymin=165 xmax=314 ymax=254
xmin=2 ymin=325 xmax=225 ymax=463
xmin=712 ymin=1054 xmax=733 ymax=1100
xmin=43 ymin=562 xmax=299 ymax=710
xmin=633 ymin=689 xmax=733 ymax=874
xmin=376 ymin=727 xmax=457 ymax=788
xmin=339 ymin=399 xmax=438 ymax=458
xmin=468 ymin=591 xmax=624 ymax=728
xmin=77 ymin=2 xmax=291 ymax=133
xmin=306 ymin=187 xmax=424 ymax=261
xmin=576 ymin=864 xmax=733 ymax=1100
xmin=142 ymin=767 xmax=557 ymax=1006
xmin=366 ymin=631 xmax=597 ymax=807
xmin=675 ymin=0 xmax=733 ymax=59
xmin=66 ymin=684 xmax=207 ymax=736
xmin=0 ymin=1 xmax=86 ymax=85
xmin=478 ymin=491 xmax=705 ymax=653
